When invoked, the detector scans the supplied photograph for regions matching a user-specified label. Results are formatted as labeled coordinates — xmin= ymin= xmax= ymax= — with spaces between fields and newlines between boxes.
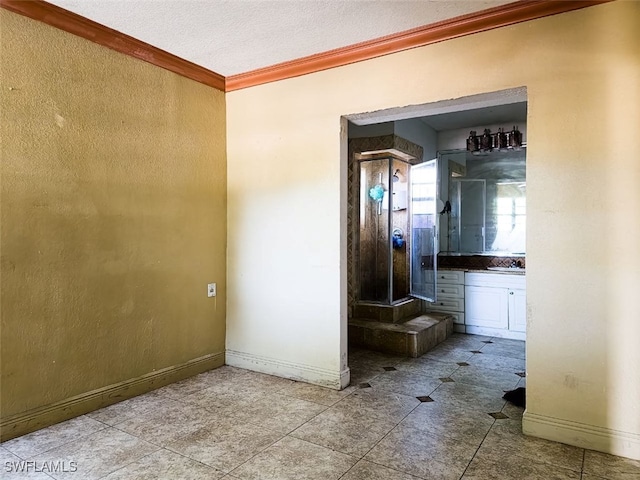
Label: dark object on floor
xmin=503 ymin=387 xmax=526 ymax=408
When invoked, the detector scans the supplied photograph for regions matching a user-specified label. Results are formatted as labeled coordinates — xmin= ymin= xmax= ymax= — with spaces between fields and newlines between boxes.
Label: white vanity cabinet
xmin=508 ymin=287 xmax=527 ymax=333
xmin=426 ymin=270 xmax=466 ymax=333
xmin=464 ymin=272 xmax=526 ymax=340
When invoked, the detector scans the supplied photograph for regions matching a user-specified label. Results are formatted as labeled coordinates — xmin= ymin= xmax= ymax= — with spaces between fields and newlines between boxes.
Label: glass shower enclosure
xmin=357 ymin=157 xmax=437 ymax=305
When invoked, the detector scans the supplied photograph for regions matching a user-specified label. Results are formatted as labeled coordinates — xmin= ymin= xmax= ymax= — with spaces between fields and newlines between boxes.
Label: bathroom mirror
xmin=438 ymin=148 xmax=526 ymax=255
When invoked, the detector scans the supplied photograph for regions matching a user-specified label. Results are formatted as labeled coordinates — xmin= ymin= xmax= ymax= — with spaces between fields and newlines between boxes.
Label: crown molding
xmin=1 ymin=0 xmax=611 ymax=93
xmin=225 ymin=0 xmax=612 ymax=92
xmin=0 ymin=0 xmax=226 ymax=91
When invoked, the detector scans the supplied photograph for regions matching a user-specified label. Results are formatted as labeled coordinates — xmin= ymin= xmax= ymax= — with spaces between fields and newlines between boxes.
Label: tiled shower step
xmin=348 ymin=313 xmax=453 ymax=358
xmin=352 ymin=298 xmax=421 ymax=323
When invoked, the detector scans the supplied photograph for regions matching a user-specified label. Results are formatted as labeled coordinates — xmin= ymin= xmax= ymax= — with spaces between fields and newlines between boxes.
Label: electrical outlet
xmin=207 ymin=283 xmax=216 ymax=297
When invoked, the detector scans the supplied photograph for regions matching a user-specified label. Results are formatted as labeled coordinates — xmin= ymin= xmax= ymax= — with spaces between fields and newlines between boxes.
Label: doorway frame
xmin=340 ymin=87 xmax=528 ymax=388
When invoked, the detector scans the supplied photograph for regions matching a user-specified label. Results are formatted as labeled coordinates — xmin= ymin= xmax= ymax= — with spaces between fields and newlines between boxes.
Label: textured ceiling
xmin=47 ymin=0 xmax=512 ymax=77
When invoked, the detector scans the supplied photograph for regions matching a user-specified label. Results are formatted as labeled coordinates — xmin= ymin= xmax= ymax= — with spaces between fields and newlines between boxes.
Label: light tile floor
xmin=2 ymin=334 xmax=640 ymax=479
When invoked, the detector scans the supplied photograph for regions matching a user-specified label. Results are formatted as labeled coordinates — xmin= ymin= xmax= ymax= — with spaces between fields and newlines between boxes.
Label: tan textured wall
xmin=227 ymin=1 xmax=640 ymax=458
xmin=0 ymin=11 xmax=227 ymax=418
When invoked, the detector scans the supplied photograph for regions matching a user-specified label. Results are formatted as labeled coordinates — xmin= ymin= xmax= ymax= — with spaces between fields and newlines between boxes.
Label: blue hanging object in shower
xmin=369 ymin=184 xmax=385 ymax=202
xmin=392 ymin=236 xmax=404 ymax=249
xmin=392 ymin=228 xmax=405 ymax=249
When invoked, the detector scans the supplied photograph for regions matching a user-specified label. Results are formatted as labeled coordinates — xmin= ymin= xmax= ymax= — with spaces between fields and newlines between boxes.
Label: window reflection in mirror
xmin=493 ymin=182 xmax=526 ymax=253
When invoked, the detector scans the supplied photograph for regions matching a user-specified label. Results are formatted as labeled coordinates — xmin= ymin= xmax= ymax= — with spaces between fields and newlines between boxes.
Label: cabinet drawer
xmin=427 ymin=297 xmax=464 ymax=312
xmin=465 ymin=272 xmax=526 ymax=289
xmin=435 ymin=283 xmax=464 ymax=298
xmin=436 ymin=270 xmax=465 ymax=285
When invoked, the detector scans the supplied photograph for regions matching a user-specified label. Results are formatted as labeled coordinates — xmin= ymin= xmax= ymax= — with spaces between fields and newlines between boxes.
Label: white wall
xmin=226 ymin=1 xmax=640 ymax=459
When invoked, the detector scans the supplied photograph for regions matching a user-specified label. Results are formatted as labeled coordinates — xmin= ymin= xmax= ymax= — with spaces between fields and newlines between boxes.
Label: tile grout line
xmin=287 ymin=360 xmax=452 ymax=479
xmin=102 ymin=370 xmax=298 ymax=478
xmin=216 ymin=424 xmax=287 ymax=477
xmin=0 ymin=338 xmax=547 ymax=480
xmin=93 ymin=448 xmax=159 ymax=480
xmin=226 ymin=378 xmax=367 ymax=478
xmin=94 ymin=424 xmax=169 ymax=480
xmin=2 ymin=419 xmax=112 ymax=461
xmin=457 ymin=416 xmax=498 ymax=479
xmin=336 ymin=456 xmax=425 ymax=480
xmin=343 ymin=379 xmax=442 ymax=475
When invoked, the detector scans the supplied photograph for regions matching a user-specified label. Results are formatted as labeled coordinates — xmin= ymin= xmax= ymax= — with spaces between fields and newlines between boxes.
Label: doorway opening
xmin=343 ymin=87 xmax=528 ymax=361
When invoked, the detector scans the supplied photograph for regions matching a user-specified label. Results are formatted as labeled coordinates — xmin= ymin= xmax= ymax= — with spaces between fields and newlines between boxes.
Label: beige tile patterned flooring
xmin=2 ymin=334 xmax=639 ymax=479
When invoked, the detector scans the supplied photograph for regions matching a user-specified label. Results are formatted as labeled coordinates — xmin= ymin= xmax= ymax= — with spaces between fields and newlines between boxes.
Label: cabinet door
xmin=509 ymin=288 xmax=527 ymax=332
xmin=465 ymin=286 xmax=509 ymax=329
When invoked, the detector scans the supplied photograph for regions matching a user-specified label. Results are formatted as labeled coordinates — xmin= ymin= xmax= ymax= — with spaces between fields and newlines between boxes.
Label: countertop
xmin=441 ymin=267 xmax=526 ymax=275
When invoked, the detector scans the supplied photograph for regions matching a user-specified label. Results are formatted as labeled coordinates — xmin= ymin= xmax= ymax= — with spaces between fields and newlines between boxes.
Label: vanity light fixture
xmin=466 ymin=125 xmax=523 ymax=154
xmin=509 ymin=126 xmax=523 ymax=150
xmin=480 ymin=128 xmax=492 ymax=153
xmin=494 ymin=128 xmax=508 ymax=151
xmin=466 ymin=130 xmax=480 ymax=153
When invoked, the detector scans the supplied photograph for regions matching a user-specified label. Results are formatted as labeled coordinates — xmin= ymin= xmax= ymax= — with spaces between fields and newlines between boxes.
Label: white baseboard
xmin=523 ymin=411 xmax=640 ymax=461
xmin=226 ymin=349 xmax=349 ymax=390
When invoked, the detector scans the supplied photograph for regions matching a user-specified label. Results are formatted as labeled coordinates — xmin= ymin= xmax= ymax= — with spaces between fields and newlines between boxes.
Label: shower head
xmin=392 ymin=169 xmax=400 ymax=182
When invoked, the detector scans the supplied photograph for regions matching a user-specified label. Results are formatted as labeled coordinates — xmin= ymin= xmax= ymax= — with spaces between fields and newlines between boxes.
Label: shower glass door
xmin=410 ymin=159 xmax=438 ymax=302
xmin=358 ymin=159 xmax=391 ymax=303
